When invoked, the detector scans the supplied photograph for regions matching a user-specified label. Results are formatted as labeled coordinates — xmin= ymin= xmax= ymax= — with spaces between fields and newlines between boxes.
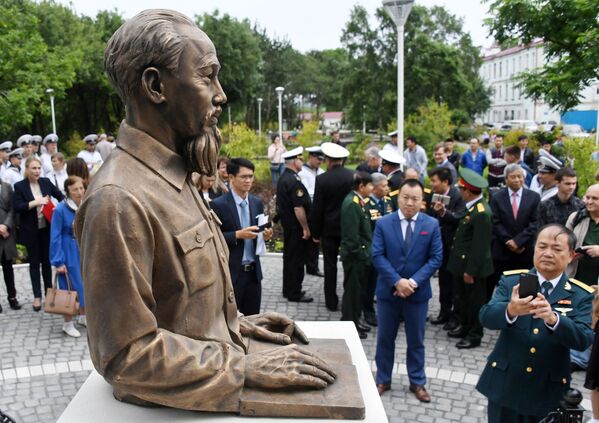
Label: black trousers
xmin=341 ymin=259 xmax=367 ymax=323
xmin=456 ymin=274 xmax=487 ymax=342
xmin=282 ymin=226 xmax=307 ymax=300
xmin=438 ymin=263 xmax=454 ymax=316
xmin=234 ymin=267 xmax=261 ymax=315
xmin=1 ymin=250 xmax=16 ymax=299
xmin=362 ymin=265 xmax=377 ymax=317
xmin=321 ymin=236 xmax=341 ymax=309
xmin=305 ymin=239 xmax=320 ymax=274
xmin=26 ymin=227 xmax=52 ymax=299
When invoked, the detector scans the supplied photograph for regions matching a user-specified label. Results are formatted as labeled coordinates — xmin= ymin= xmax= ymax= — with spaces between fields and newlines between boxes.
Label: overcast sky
xmin=57 ymin=0 xmax=493 ymax=52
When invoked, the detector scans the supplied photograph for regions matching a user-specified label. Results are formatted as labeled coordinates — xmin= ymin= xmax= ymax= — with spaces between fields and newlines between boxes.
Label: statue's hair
xmin=104 ymin=9 xmax=196 ymax=103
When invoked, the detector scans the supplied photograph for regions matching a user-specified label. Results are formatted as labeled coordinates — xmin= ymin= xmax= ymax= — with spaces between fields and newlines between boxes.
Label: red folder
xmin=42 ymin=200 xmax=55 ymax=223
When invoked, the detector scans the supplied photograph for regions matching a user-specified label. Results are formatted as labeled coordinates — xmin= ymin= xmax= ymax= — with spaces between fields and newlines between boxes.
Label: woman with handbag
xmin=13 ymin=156 xmax=64 ymax=311
xmin=50 ymin=176 xmax=86 ymax=337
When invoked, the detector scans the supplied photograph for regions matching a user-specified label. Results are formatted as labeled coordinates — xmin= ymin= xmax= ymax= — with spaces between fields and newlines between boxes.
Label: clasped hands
xmin=240 ymin=312 xmax=337 ymax=390
xmin=394 ymin=278 xmax=417 ymax=298
xmin=506 ymin=284 xmax=557 ymax=326
xmin=505 ymin=239 xmax=525 ymax=254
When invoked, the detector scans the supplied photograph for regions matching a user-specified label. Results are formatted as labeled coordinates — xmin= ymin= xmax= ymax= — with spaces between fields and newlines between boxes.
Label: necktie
xmin=541 ymin=281 xmax=552 ymax=298
xmin=511 ymin=192 xmax=519 ymax=220
xmin=240 ymin=200 xmax=253 ymax=264
xmin=404 ymin=218 xmax=413 ymax=250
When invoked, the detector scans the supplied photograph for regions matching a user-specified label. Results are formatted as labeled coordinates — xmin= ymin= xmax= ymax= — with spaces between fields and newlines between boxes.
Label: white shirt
xmin=298 ymin=164 xmax=324 ymax=199
xmin=77 ymin=150 xmax=103 ymax=170
xmin=529 ymin=176 xmax=557 ymax=201
xmin=40 ymin=153 xmax=53 ymax=175
xmin=396 ymin=209 xmax=420 ymax=287
xmin=4 ymin=166 xmax=23 ymax=187
xmin=47 ymin=167 xmax=68 ymax=195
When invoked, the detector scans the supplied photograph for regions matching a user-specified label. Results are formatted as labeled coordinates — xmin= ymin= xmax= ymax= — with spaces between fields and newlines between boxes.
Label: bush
xmin=61 ymin=132 xmax=86 ymax=159
xmin=347 ymin=133 xmax=377 ymax=165
xmin=564 ymin=138 xmax=596 ymax=193
xmin=220 ymin=123 xmax=270 ymax=183
xmin=454 ymin=126 xmax=477 ymax=142
xmin=295 ymin=120 xmax=321 ymax=148
xmin=404 ymin=101 xmax=456 ymax=155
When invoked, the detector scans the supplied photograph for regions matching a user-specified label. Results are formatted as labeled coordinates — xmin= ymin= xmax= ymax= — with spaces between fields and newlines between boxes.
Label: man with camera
xmin=477 ymin=224 xmax=594 ymax=422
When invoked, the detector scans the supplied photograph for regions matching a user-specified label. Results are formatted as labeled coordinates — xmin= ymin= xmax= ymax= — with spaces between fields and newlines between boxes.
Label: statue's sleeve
xmin=74 ymin=186 xmax=245 ymax=412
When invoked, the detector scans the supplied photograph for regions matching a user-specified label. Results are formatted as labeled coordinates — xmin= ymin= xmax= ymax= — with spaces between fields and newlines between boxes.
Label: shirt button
xmin=533 ymin=328 xmax=539 ymax=334
xmin=228 ymin=291 xmax=234 ymax=302
xmin=461 ymin=255 xmax=465 ymax=259
xmin=195 ymin=235 xmax=202 ymax=243
xmin=526 ymin=367 xmax=532 ymax=373
xmin=491 ymin=362 xmax=497 ymax=368
xmin=530 ymin=347 xmax=536 ymax=354
xmin=562 ymin=378 xmax=567 ymax=384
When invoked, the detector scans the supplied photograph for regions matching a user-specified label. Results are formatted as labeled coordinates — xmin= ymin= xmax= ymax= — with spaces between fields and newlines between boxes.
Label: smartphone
xmin=518 ymin=273 xmax=539 ymax=298
xmin=431 ymin=193 xmax=450 ymax=205
xmin=575 ymin=247 xmax=588 ymax=256
xmin=258 ymin=222 xmax=272 ymax=232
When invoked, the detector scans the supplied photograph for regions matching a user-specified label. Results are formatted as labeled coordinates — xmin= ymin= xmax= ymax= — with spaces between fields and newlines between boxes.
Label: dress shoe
xmin=326 ymin=304 xmax=338 ymax=312
xmin=32 ymin=298 xmax=42 ymax=312
xmin=409 ymin=384 xmax=431 ymax=403
xmin=447 ymin=325 xmax=466 ymax=338
xmin=288 ymin=293 xmax=313 ymax=303
xmin=363 ymin=314 xmax=378 ymax=327
xmin=8 ymin=298 xmax=21 ymax=310
xmin=455 ymin=338 xmax=480 ymax=349
xmin=376 ymin=383 xmax=391 ymax=395
xmin=355 ymin=322 xmax=371 ymax=333
xmin=357 ymin=330 xmax=368 ymax=340
xmin=443 ymin=319 xmax=459 ymax=331
xmin=430 ymin=313 xmax=449 ymax=325
xmin=307 ymin=270 xmax=325 ymax=277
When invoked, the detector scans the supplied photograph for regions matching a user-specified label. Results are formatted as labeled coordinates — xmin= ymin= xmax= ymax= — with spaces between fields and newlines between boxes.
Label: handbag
xmin=45 ymin=270 xmax=79 ymax=316
xmin=41 ymin=200 xmax=55 ymax=223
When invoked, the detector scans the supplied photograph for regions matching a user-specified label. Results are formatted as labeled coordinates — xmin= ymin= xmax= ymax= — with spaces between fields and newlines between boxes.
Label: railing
xmin=0 ymin=409 xmax=16 ymax=423
xmin=539 ymin=389 xmax=585 ymax=423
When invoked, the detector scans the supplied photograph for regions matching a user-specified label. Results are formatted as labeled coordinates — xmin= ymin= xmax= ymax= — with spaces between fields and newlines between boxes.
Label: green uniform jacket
xmin=476 ymin=271 xmax=594 ymax=417
xmin=363 ymin=195 xmax=393 ymax=231
xmin=446 ymin=197 xmax=493 ymax=278
xmin=340 ymin=192 xmax=372 ymax=263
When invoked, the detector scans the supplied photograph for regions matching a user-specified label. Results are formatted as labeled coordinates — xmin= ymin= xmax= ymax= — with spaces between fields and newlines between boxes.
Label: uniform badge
xmin=554 ymin=307 xmax=572 ymax=316
xmin=564 ymin=282 xmax=572 ymax=291
xmin=557 ymin=299 xmax=572 ymax=305
xmin=296 ymin=189 xmax=304 ymax=197
xmin=477 ymin=203 xmax=485 ymax=213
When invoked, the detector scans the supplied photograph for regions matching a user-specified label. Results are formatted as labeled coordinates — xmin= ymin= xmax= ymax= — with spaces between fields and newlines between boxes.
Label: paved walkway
xmin=0 ymin=257 xmax=591 ymax=422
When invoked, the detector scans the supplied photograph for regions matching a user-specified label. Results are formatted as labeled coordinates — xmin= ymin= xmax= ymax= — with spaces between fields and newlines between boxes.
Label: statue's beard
xmin=182 ymin=124 xmax=222 ymax=176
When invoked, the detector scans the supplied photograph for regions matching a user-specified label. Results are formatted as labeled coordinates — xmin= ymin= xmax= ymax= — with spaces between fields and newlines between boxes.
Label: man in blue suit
xmin=372 ymin=179 xmax=443 ymax=402
xmin=211 ymin=158 xmax=272 ymax=315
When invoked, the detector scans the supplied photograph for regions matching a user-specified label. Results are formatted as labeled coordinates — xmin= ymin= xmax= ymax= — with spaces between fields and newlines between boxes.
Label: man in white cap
xmin=77 ymin=134 xmax=103 ymax=171
xmin=4 ymin=148 xmax=24 ymax=187
xmin=30 ymin=135 xmax=43 ymax=157
xmin=41 ymin=134 xmax=58 ymax=176
xmin=379 ymin=150 xmax=405 ymax=191
xmin=383 ymin=130 xmax=399 ymax=154
xmin=530 ymin=151 xmax=561 ymax=201
xmin=276 ymin=146 xmax=314 ymax=303
xmin=16 ymin=134 xmax=33 ymax=162
xmin=311 ymin=142 xmax=353 ymax=311
xmin=0 ymin=141 xmax=12 ymax=181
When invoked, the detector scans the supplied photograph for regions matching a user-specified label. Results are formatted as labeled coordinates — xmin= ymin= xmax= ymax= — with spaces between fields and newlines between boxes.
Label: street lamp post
xmin=383 ymin=0 xmax=415 ymax=159
xmin=275 ymin=86 xmax=285 ymax=141
xmin=257 ymin=97 xmax=263 ymax=140
xmin=45 ymin=88 xmax=57 ymax=135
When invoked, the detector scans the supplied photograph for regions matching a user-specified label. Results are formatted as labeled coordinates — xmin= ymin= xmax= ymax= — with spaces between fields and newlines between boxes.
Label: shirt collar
xmin=508 ymin=187 xmax=523 ymax=197
xmin=115 ymin=120 xmax=187 ymax=191
xmin=397 ymin=209 xmax=419 ymax=222
xmin=466 ymin=195 xmax=483 ymax=209
xmin=231 ymin=189 xmax=248 ymax=205
xmin=537 ymin=272 xmax=563 ymax=290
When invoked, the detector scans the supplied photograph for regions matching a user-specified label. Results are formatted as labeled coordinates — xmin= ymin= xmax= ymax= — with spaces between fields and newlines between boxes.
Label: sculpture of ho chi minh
xmin=73 ymin=9 xmax=366 ymax=419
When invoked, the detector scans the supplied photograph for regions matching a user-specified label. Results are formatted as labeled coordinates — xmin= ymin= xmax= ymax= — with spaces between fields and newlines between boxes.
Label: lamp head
xmin=382 ymin=0 xmax=415 ymax=26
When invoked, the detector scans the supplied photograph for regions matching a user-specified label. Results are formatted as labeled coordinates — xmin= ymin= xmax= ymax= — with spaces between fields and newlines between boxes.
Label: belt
xmin=241 ymin=262 xmax=256 ymax=272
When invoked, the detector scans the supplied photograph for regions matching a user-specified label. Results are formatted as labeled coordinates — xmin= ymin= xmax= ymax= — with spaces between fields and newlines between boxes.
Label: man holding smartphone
xmin=477 ymin=224 xmax=594 ymax=422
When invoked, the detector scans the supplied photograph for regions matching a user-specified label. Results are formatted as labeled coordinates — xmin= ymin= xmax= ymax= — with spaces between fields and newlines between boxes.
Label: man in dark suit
xmin=372 ymin=179 xmax=443 ymax=402
xmin=490 ymin=163 xmax=541 ymax=301
xmin=518 ymin=135 xmax=535 ymax=169
xmin=311 ymin=142 xmax=353 ymax=311
xmin=477 ymin=224 xmax=594 ymax=422
xmin=211 ymin=158 xmax=272 ymax=315
xmin=425 ymin=167 xmax=466 ymax=328
xmin=0 ymin=180 xmax=21 ymax=312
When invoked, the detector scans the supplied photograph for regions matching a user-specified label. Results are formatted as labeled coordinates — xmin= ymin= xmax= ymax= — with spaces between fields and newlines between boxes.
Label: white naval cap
xmin=305 ymin=146 xmax=323 ymax=155
xmin=388 ymin=130 xmax=398 ymax=137
xmin=43 ymin=133 xmax=58 ymax=144
xmin=8 ymin=148 xmax=24 ymax=158
xmin=537 ymin=151 xmax=562 ymax=173
xmin=83 ymin=134 xmax=98 ymax=144
xmin=16 ymin=134 xmax=31 ymax=147
xmin=281 ymin=146 xmax=304 ymax=160
xmin=321 ymin=142 xmax=349 ymax=159
xmin=0 ymin=141 xmax=13 ymax=151
xmin=31 ymin=135 xmax=42 ymax=144
xmin=378 ymin=149 xmax=405 ymax=165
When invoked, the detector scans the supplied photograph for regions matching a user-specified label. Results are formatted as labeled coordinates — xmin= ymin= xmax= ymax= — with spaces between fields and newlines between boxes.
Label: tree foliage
xmin=485 ymin=0 xmax=599 ymax=111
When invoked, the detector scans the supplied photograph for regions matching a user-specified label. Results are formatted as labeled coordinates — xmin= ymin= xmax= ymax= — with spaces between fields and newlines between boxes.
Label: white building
xmin=479 ymin=40 xmax=599 ymax=127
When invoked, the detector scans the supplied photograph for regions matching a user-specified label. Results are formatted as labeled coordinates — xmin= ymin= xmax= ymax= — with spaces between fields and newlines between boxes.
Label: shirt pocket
xmin=174 ymin=220 xmax=217 ymax=294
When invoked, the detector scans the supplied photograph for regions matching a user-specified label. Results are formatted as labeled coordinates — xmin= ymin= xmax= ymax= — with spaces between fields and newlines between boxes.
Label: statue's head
xmin=105 ymin=9 xmax=227 ymax=176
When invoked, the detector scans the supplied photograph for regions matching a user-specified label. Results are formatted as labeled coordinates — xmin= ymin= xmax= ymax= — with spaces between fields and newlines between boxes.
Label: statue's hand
xmin=239 ymin=312 xmax=309 ymax=345
xmin=245 ymin=344 xmax=336 ymax=389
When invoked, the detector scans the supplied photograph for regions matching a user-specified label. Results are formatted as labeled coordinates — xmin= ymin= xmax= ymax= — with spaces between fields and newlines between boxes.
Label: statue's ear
xmin=140 ymin=67 xmax=166 ymax=104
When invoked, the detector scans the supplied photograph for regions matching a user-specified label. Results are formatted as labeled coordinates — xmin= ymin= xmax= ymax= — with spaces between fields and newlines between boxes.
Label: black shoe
xmin=8 ymin=298 xmax=21 ymax=310
xmin=326 ymin=304 xmax=338 ymax=312
xmin=288 ymin=293 xmax=313 ymax=303
xmin=307 ymin=270 xmax=325 ymax=277
xmin=0 ymin=304 xmax=2 ymax=313
xmin=430 ymin=313 xmax=449 ymax=325
xmin=363 ymin=314 xmax=378 ymax=327
xmin=355 ymin=322 xmax=371 ymax=333
xmin=357 ymin=329 xmax=368 ymax=339
xmin=456 ymin=338 xmax=480 ymax=349
xmin=443 ymin=319 xmax=459 ymax=331
xmin=447 ymin=326 xmax=466 ymax=338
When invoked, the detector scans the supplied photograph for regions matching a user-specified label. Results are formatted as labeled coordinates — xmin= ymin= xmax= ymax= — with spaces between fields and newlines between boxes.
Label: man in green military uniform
xmin=477 ymin=224 xmax=594 ymax=422
xmin=340 ymin=171 xmax=374 ymax=339
xmin=447 ymin=167 xmax=493 ymax=349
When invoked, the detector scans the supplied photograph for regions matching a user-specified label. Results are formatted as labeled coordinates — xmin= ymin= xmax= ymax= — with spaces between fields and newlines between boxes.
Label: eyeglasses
xmin=236 ymin=175 xmax=254 ymax=181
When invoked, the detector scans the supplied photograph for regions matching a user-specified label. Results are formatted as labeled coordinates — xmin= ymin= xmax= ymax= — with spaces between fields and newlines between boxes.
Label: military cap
xmin=83 ymin=134 xmax=98 ymax=144
xmin=8 ymin=148 xmax=24 ymax=158
xmin=0 ymin=141 xmax=13 ymax=152
xmin=16 ymin=134 xmax=31 ymax=147
xmin=305 ymin=146 xmax=324 ymax=159
xmin=321 ymin=142 xmax=349 ymax=159
xmin=388 ymin=130 xmax=398 ymax=137
xmin=537 ymin=152 xmax=562 ymax=173
xmin=379 ymin=150 xmax=405 ymax=165
xmin=281 ymin=146 xmax=304 ymax=160
xmin=43 ymin=133 xmax=58 ymax=144
xmin=30 ymin=135 xmax=42 ymax=144
xmin=458 ymin=167 xmax=488 ymax=193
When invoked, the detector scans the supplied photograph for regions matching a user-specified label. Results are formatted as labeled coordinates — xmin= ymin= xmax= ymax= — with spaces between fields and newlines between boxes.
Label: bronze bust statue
xmin=74 ymin=9 xmax=335 ymax=412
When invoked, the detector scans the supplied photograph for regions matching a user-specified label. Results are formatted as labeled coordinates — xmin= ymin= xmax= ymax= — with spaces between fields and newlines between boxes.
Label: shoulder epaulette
xmin=477 ymin=203 xmax=485 ymax=213
xmin=353 ymin=195 xmax=360 ymax=204
xmin=424 ymin=187 xmax=431 ymax=194
xmin=503 ymin=269 xmax=528 ymax=276
xmin=569 ymin=278 xmax=595 ymax=293
xmin=363 ymin=197 xmax=371 ymax=204
xmin=384 ymin=196 xmax=391 ymax=200
xmin=389 ymin=190 xmax=399 ymax=197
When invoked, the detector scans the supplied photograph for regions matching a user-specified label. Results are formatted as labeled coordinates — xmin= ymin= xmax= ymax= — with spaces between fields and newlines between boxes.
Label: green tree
xmin=404 ymin=101 xmax=456 ymax=153
xmin=485 ymin=0 xmax=599 ymax=111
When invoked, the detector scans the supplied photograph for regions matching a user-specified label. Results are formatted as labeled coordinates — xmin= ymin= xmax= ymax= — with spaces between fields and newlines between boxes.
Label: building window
xmin=499 ymin=61 xmax=502 ymax=77
xmin=517 ymin=110 xmax=521 ymax=118
xmin=493 ymin=63 xmax=496 ymax=78
xmin=525 ymin=109 xmax=528 ymax=119
xmin=511 ymin=110 xmax=515 ymax=120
